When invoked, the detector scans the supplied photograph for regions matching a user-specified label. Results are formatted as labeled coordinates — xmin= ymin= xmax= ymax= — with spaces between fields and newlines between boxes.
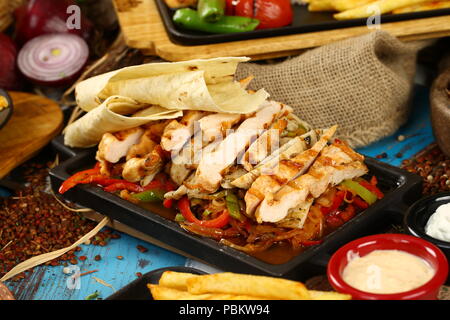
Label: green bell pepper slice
xmin=131 ymin=188 xmax=166 ymax=202
xmin=340 ymin=180 xmax=377 ymax=205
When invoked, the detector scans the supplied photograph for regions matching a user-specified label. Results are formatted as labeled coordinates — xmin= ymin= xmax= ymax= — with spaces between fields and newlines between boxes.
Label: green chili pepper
xmin=198 ymin=0 xmax=225 ymax=23
xmin=226 ymin=191 xmax=242 ymax=220
xmin=173 ymin=8 xmax=260 ymax=34
xmin=131 ymin=189 xmax=166 ymax=202
xmin=340 ymin=180 xmax=377 ymax=205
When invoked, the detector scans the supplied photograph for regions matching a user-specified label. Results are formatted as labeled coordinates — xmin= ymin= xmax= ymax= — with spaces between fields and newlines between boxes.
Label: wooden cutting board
xmin=0 ymin=91 xmax=63 ymax=179
xmin=113 ymin=0 xmax=450 ymax=61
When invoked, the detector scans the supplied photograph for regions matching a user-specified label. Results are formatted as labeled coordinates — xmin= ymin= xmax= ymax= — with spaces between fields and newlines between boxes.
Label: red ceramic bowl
xmin=327 ymin=234 xmax=448 ymax=300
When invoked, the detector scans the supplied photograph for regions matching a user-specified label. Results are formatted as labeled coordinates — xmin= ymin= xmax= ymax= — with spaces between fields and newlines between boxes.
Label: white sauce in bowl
xmin=425 ymin=203 xmax=450 ymax=242
xmin=342 ymin=250 xmax=435 ymax=294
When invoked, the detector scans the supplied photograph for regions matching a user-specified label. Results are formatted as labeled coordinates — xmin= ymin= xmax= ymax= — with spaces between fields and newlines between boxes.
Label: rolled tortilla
xmin=64 ymin=96 xmax=182 ymax=148
xmin=75 ymin=57 xmax=269 ymax=114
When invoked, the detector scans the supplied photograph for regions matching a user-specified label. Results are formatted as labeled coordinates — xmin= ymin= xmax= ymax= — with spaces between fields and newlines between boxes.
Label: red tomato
xmin=254 ymin=0 xmax=293 ymax=29
xmin=235 ymin=0 xmax=254 ymax=17
xmin=225 ymin=0 xmax=236 ymax=15
xmin=234 ymin=0 xmax=293 ymax=29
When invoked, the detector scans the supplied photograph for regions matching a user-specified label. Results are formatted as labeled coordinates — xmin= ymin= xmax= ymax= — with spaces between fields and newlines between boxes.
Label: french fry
xmin=309 ymin=290 xmax=352 ymax=300
xmin=186 ymin=272 xmax=311 ymax=300
xmin=149 ymin=284 xmax=269 ymax=300
xmin=148 ymin=284 xmax=212 ymax=300
xmin=332 ymin=0 xmax=377 ymax=11
xmin=308 ymin=0 xmax=336 ymax=11
xmin=158 ymin=271 xmax=199 ymax=291
xmin=392 ymin=0 xmax=450 ymax=13
xmin=334 ymin=0 xmax=432 ymax=19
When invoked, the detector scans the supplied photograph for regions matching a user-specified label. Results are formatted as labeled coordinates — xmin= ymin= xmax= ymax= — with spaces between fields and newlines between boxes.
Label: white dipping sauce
xmin=342 ymin=250 xmax=435 ymax=294
xmin=425 ymin=203 xmax=450 ymax=242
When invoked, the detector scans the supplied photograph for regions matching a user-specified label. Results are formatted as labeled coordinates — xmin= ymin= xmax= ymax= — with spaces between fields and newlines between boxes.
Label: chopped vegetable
xmin=175 ymin=213 xmax=186 ymax=222
xmin=198 ymin=0 xmax=226 ymax=22
xmin=340 ymin=180 xmax=378 ymax=205
xmin=358 ymin=179 xmax=384 ymax=200
xmin=103 ymin=181 xmax=143 ymax=193
xmin=173 ymin=8 xmax=259 ymax=34
xmin=225 ymin=191 xmax=242 ymax=220
xmin=131 ymin=189 xmax=166 ymax=202
xmin=59 ymin=166 xmax=103 ymax=194
xmin=178 ymin=196 xmax=230 ymax=228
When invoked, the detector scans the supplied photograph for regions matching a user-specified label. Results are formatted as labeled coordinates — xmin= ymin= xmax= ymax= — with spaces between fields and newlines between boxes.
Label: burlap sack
xmin=236 ymin=30 xmax=431 ymax=148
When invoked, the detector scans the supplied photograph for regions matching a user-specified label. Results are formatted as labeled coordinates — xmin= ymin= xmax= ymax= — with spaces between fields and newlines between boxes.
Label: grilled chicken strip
xmin=244 ymin=126 xmax=337 ymax=216
xmin=122 ymin=145 xmax=166 ymax=184
xmin=230 ymin=130 xmax=321 ymax=190
xmin=255 ymin=141 xmax=368 ymax=223
xmin=160 ymin=111 xmax=206 ymax=152
xmin=192 ymin=101 xmax=292 ymax=193
xmin=96 ymin=127 xmax=144 ymax=175
xmin=169 ymin=112 xmax=245 ymax=185
xmin=240 ymin=118 xmax=288 ymax=171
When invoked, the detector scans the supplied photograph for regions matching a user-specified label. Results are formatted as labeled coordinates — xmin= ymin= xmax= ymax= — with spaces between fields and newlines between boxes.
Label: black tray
xmin=49 ymin=135 xmax=422 ymax=280
xmin=155 ymin=0 xmax=450 ymax=45
xmin=107 ymin=266 xmax=207 ymax=300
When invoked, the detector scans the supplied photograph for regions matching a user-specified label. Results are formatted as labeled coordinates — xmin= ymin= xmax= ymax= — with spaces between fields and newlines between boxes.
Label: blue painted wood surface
xmin=4 ymin=85 xmax=434 ymax=300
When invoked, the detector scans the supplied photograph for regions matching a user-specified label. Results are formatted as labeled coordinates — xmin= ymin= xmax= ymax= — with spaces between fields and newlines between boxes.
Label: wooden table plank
xmin=113 ymin=0 xmax=450 ymax=61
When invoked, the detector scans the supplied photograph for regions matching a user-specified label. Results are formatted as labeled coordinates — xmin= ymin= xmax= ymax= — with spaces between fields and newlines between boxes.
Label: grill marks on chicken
xmin=244 ymin=126 xmax=337 ymax=216
xmin=255 ymin=141 xmax=368 ymax=224
xmin=193 ymin=101 xmax=291 ymax=193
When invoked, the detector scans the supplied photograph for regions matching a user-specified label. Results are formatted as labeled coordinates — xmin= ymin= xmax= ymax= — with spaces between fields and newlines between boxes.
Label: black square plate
xmin=155 ymin=0 xmax=450 ymax=45
xmin=50 ymin=135 xmax=422 ymax=280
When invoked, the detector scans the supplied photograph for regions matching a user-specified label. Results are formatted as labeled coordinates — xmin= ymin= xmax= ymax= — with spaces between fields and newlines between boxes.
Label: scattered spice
xmin=376 ymin=152 xmax=388 ymax=159
xmin=402 ymin=144 xmax=450 ymax=195
xmin=136 ymin=245 xmax=148 ymax=253
xmin=0 ymin=162 xmax=125 ymax=281
xmin=94 ymin=254 xmax=102 ymax=261
xmin=116 ymin=256 xmax=123 ymax=260
xmin=136 ymin=272 xmax=143 ymax=277
xmin=78 ymin=256 xmax=87 ymax=261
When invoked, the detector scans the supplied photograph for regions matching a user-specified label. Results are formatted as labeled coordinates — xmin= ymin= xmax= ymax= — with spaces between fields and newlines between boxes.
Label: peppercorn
xmin=136 ymin=245 xmax=148 ymax=253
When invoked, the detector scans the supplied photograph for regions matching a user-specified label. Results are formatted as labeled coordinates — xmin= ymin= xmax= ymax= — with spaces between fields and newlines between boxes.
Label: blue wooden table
xmin=4 ymin=84 xmax=435 ymax=300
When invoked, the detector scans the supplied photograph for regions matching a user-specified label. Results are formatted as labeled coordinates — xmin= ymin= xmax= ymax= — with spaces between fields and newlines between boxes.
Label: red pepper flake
xmin=94 ymin=255 xmax=102 ymax=261
xmin=78 ymin=256 xmax=87 ymax=261
xmin=69 ymin=259 xmax=78 ymax=265
xmin=136 ymin=272 xmax=143 ymax=277
xmin=136 ymin=245 xmax=148 ymax=253
xmin=117 ymin=256 xmax=123 ymax=260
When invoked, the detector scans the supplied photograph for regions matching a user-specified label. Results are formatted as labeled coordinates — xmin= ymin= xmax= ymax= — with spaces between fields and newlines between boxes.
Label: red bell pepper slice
xmin=178 ymin=196 xmax=230 ymax=229
xmin=338 ymin=204 xmax=356 ymax=222
xmin=59 ymin=166 xmax=103 ymax=194
xmin=321 ymin=190 xmax=345 ymax=215
xmin=301 ymin=239 xmax=323 ymax=246
xmin=352 ymin=196 xmax=369 ymax=210
xmin=103 ymin=181 xmax=143 ymax=193
xmin=359 ymin=180 xmax=384 ymax=199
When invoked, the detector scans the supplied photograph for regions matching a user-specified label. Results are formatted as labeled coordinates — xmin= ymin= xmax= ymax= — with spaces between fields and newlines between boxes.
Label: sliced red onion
xmin=17 ymin=33 xmax=89 ymax=86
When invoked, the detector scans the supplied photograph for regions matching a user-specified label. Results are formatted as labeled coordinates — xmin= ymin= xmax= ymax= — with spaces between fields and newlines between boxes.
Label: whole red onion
xmin=14 ymin=0 xmax=93 ymax=46
xmin=0 ymin=33 xmax=22 ymax=90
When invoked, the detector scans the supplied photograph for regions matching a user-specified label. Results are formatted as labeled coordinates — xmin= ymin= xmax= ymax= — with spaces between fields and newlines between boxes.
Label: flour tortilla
xmin=64 ymin=96 xmax=182 ymax=148
xmin=75 ymin=57 xmax=269 ymax=114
